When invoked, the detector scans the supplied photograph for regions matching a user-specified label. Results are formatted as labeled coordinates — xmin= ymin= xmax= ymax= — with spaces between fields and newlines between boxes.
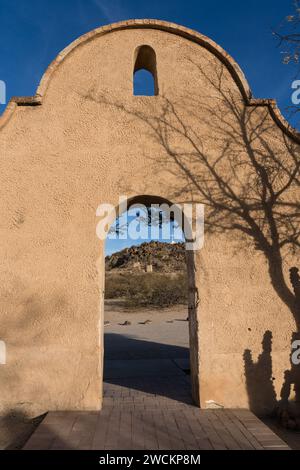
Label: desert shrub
xmin=105 ymin=272 xmax=188 ymax=307
xmin=105 ymin=273 xmax=131 ymax=299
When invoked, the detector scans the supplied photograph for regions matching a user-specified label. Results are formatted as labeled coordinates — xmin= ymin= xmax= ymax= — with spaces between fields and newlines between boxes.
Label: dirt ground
xmin=104 ymin=299 xmax=188 ymax=322
xmin=104 ymin=301 xmax=189 ymax=357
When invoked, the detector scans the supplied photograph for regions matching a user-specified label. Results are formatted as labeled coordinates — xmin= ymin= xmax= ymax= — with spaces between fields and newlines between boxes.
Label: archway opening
xmin=133 ymin=45 xmax=158 ymax=96
xmin=103 ymin=195 xmax=199 ymax=406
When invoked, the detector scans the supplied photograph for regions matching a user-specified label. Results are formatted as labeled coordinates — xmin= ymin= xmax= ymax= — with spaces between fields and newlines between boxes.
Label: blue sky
xmin=0 ymin=0 xmax=297 ymax=121
xmin=105 ymin=206 xmax=185 ymax=256
xmin=0 ymin=0 xmax=298 ymax=254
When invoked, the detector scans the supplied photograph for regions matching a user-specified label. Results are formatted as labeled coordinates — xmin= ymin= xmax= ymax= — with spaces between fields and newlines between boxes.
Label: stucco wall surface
xmin=0 ymin=20 xmax=299 ymax=415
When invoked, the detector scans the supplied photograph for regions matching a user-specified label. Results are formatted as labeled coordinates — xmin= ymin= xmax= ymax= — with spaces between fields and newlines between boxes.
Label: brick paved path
xmin=24 ymin=376 xmax=289 ymax=450
xmin=24 ymin=323 xmax=291 ymax=450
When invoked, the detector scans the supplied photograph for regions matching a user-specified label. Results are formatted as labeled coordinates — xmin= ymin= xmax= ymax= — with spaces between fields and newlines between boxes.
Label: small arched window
xmin=133 ymin=45 xmax=158 ymax=96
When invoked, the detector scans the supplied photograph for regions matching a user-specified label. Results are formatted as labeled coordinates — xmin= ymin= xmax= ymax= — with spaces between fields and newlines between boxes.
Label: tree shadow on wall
xmin=243 ymin=330 xmax=277 ymax=416
xmin=83 ymin=56 xmax=300 ymax=416
xmin=244 ymin=268 xmax=300 ymax=418
xmin=83 ymin=56 xmax=300 ymax=331
xmin=244 ymin=330 xmax=300 ymax=418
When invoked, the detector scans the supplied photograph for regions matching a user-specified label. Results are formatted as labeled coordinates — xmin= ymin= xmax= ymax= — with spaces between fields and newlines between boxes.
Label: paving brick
xmin=24 ymin=378 xmax=291 ymax=450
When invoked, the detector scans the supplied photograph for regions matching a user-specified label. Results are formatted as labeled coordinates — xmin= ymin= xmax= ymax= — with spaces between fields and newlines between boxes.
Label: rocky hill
xmin=105 ymin=241 xmax=186 ymax=273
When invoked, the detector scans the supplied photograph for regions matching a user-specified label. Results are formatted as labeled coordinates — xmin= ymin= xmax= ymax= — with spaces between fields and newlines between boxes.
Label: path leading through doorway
xmin=24 ymin=306 xmax=290 ymax=450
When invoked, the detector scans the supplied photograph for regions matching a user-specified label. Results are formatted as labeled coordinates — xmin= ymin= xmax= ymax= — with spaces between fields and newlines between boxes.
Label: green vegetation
xmin=105 ymin=272 xmax=188 ymax=307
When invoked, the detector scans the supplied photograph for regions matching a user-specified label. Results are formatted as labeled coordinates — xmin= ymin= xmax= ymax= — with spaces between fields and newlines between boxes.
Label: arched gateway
xmin=0 ymin=20 xmax=299 ymax=416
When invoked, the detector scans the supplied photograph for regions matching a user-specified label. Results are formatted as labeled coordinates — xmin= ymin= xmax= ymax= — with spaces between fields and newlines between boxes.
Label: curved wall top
xmin=0 ymin=19 xmax=299 ymax=141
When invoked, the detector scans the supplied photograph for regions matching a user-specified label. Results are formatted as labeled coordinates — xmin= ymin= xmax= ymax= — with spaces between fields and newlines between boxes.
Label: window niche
xmin=133 ymin=45 xmax=158 ymax=96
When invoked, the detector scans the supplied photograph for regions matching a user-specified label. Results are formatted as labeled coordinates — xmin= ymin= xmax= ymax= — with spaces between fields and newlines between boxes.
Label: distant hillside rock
xmin=105 ymin=241 xmax=186 ymax=273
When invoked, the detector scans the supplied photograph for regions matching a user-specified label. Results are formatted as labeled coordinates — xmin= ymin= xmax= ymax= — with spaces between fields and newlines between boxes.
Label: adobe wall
xmin=0 ymin=20 xmax=299 ymax=416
